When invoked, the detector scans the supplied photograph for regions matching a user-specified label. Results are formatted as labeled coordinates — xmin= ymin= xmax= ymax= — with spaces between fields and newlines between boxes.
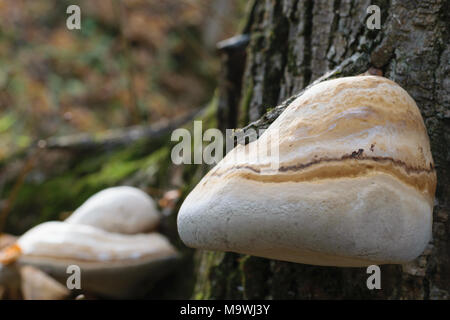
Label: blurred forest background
xmin=0 ymin=0 xmax=245 ymax=159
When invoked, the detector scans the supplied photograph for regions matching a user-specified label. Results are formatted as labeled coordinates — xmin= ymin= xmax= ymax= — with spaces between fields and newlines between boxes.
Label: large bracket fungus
xmin=177 ymin=76 xmax=437 ymax=267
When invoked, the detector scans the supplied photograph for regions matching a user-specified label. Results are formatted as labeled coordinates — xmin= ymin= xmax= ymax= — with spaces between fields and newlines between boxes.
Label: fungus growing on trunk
xmin=66 ymin=186 xmax=161 ymax=234
xmin=177 ymin=76 xmax=437 ymax=267
xmin=14 ymin=221 xmax=178 ymax=298
xmin=0 ymin=186 xmax=179 ymax=298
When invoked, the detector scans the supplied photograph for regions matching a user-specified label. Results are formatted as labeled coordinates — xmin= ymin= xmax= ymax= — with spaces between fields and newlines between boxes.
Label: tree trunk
xmin=193 ymin=0 xmax=449 ymax=299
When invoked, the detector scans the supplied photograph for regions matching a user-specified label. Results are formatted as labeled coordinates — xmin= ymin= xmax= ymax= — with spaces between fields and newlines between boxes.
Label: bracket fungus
xmin=66 ymin=186 xmax=161 ymax=234
xmin=12 ymin=221 xmax=178 ymax=298
xmin=0 ymin=186 xmax=178 ymax=298
xmin=177 ymin=76 xmax=437 ymax=267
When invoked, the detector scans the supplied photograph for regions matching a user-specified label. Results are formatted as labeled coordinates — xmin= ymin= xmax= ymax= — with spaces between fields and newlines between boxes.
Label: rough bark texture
xmin=193 ymin=0 xmax=449 ymax=299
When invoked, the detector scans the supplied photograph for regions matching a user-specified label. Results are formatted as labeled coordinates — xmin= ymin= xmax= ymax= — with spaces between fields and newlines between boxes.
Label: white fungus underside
xmin=18 ymin=222 xmax=175 ymax=262
xmin=178 ymin=173 xmax=432 ymax=267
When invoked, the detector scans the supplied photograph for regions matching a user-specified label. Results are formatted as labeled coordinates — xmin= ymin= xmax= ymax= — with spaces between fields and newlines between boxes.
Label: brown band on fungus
xmin=207 ymin=153 xmax=436 ymax=204
xmin=211 ymin=152 xmax=435 ymax=177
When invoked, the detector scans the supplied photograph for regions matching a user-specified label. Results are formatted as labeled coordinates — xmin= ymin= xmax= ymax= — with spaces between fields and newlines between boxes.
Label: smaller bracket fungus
xmin=4 ymin=221 xmax=178 ymax=298
xmin=66 ymin=186 xmax=160 ymax=234
xmin=177 ymin=76 xmax=437 ymax=267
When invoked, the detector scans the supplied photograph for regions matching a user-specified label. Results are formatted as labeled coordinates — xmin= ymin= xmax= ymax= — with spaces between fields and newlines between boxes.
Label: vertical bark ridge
xmin=310 ymin=0 xmax=336 ymax=81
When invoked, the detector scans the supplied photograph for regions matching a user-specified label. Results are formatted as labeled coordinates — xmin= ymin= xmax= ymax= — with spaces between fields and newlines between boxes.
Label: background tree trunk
xmin=193 ymin=0 xmax=449 ymax=299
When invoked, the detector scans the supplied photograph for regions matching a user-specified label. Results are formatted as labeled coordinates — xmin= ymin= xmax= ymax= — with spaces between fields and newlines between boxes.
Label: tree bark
xmin=194 ymin=0 xmax=449 ymax=299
